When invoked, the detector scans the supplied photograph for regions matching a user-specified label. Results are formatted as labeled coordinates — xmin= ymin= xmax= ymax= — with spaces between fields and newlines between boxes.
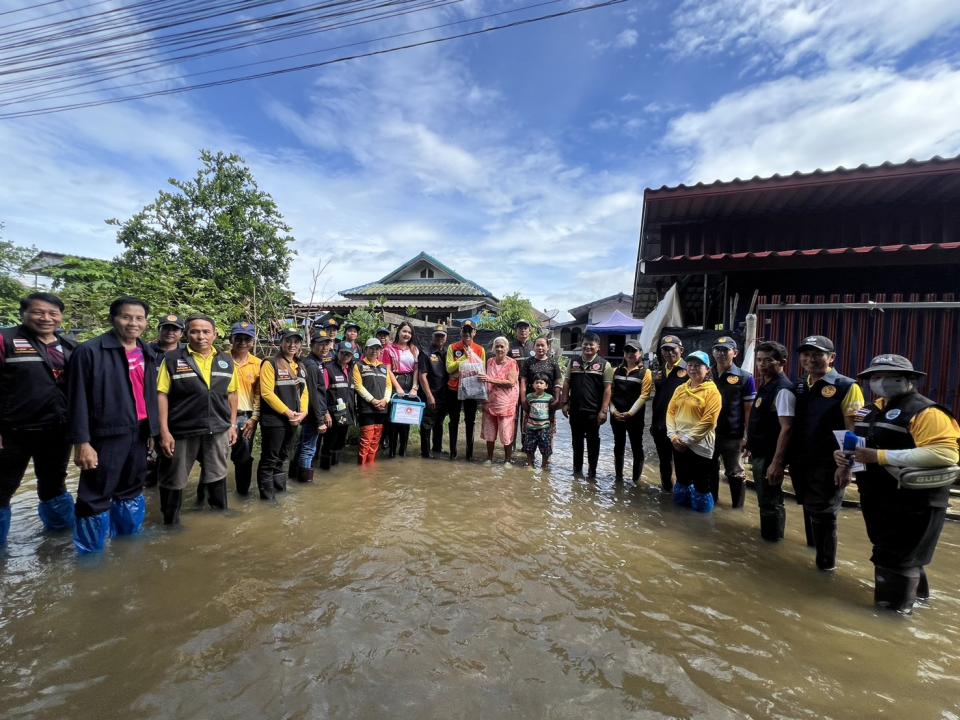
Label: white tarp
xmin=638 ymin=283 xmax=684 ymax=354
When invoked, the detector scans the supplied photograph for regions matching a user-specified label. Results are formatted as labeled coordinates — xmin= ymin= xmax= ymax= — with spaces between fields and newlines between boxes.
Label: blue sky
xmin=2 ymin=0 xmax=960 ymax=320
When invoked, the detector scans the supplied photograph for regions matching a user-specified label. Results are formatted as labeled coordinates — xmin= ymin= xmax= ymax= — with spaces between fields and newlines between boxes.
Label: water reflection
xmin=2 ymin=423 xmax=959 ymax=719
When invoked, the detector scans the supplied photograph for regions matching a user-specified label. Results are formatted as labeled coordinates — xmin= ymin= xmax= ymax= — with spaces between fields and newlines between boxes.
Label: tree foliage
xmin=110 ymin=149 xmax=295 ymax=330
xmin=478 ymin=292 xmax=542 ymax=339
xmin=0 ymin=226 xmax=37 ymax=325
xmin=342 ymin=304 xmax=385 ymax=344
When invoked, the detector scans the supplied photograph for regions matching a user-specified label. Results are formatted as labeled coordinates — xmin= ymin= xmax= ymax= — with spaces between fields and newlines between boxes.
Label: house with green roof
xmin=294 ymin=252 xmax=501 ymax=326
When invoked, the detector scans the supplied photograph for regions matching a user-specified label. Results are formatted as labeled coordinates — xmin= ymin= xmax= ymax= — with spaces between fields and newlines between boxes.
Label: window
xmin=419 ymin=267 xmax=435 ymax=279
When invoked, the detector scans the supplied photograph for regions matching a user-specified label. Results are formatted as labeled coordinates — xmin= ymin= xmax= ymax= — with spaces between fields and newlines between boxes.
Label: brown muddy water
xmin=2 ymin=422 xmax=960 ymax=720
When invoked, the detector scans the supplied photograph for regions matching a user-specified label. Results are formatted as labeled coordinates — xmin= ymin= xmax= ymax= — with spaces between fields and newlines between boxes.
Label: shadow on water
xmin=2 ymin=421 xmax=960 ymax=719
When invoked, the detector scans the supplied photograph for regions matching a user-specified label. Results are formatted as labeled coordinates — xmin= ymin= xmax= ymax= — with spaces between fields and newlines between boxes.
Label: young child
xmin=523 ymin=374 xmax=554 ymax=466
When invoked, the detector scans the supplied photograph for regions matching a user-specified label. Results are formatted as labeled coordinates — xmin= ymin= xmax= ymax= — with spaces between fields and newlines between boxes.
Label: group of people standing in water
xmin=1 ymin=290 xmax=958 ymax=614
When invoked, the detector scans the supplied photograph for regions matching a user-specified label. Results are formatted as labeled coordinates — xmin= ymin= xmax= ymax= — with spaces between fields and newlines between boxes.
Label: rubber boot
xmin=159 ymin=487 xmax=183 ymax=525
xmin=802 ymin=508 xmax=815 ymax=547
xmin=318 ymin=453 xmax=332 ymax=471
xmin=388 ymin=428 xmax=397 ymax=458
xmin=449 ymin=424 xmax=459 ymax=461
xmin=632 ymin=462 xmax=642 ymax=485
xmin=258 ymin=473 xmax=276 ymax=501
xmin=235 ymin=460 xmax=252 ymax=495
xmin=812 ymin=516 xmax=837 ymax=570
xmin=709 ymin=474 xmax=720 ymax=505
xmin=398 ymin=432 xmax=408 ymax=458
xmin=691 ymin=488 xmax=716 ymax=513
xmin=273 ymin=472 xmax=287 ymax=493
xmin=465 ymin=435 xmax=474 ymax=462
xmin=74 ymin=511 xmax=110 ymax=554
xmin=297 ymin=467 xmax=314 ymax=484
xmin=917 ymin=569 xmax=930 ymax=601
xmin=0 ymin=506 xmax=11 ymax=546
xmin=195 ymin=481 xmax=206 ymax=506
xmin=875 ymin=566 xmax=919 ymax=614
xmin=729 ymin=477 xmax=745 ymax=509
xmin=110 ymin=494 xmax=146 ymax=536
xmin=672 ymin=483 xmax=691 ymax=507
xmin=331 ymin=451 xmax=340 ymax=467
xmin=37 ymin=491 xmax=76 ymax=532
xmin=759 ymin=512 xmax=782 ymax=542
xmin=614 ymin=449 xmax=625 ymax=483
xmin=205 ymin=480 xmax=228 ymax=510
xmin=288 ymin=456 xmax=298 ymax=480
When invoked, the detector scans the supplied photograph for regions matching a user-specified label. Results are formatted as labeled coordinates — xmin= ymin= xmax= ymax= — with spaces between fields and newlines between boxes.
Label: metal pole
xmin=702 ymin=273 xmax=708 ymax=328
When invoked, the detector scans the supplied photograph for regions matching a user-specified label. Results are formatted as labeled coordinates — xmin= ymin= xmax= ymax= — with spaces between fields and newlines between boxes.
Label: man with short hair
xmin=745 ymin=341 xmax=795 ymax=542
xmin=649 ymin=335 xmax=687 ymax=492
xmin=508 ymin=320 xmax=535 ymax=362
xmin=227 ymin=321 xmax=261 ymax=495
xmin=562 ymin=331 xmax=613 ymax=481
xmin=789 ymin=335 xmax=863 ymax=571
xmin=148 ymin=314 xmax=184 ymax=361
xmin=419 ymin=325 xmax=449 ymax=458
xmin=295 ymin=331 xmax=332 ymax=481
xmin=710 ymin=336 xmax=756 ymax=507
xmin=69 ymin=296 xmax=158 ymax=553
xmin=156 ymin=314 xmax=238 ymax=525
xmin=0 ymin=292 xmax=77 ymax=546
xmin=319 ymin=342 xmax=356 ymax=470
xmin=445 ymin=321 xmax=486 ymax=460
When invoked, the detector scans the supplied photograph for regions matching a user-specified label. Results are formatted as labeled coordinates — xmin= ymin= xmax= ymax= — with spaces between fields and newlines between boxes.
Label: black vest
xmin=714 ymin=365 xmax=754 ymax=438
xmin=260 ymin=356 xmax=306 ymax=427
xmin=747 ymin=374 xmax=794 ymax=458
xmin=611 ymin=365 xmax=648 ymax=423
xmin=791 ymin=370 xmax=856 ymax=462
xmin=568 ymin=355 xmax=608 ymax=414
xmin=854 ymin=392 xmax=954 ymax=508
xmin=323 ymin=360 xmax=355 ymax=426
xmin=357 ymin=361 xmax=389 ymax=423
xmin=651 ymin=361 xmax=688 ymax=431
xmin=164 ymin=349 xmax=234 ymax=436
xmin=0 ymin=327 xmax=75 ymax=431
xmin=509 ymin=340 xmax=535 ymax=362
xmin=423 ymin=345 xmax=448 ymax=395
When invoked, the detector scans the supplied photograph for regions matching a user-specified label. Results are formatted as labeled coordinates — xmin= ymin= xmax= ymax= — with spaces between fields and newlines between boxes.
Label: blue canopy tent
xmin=586 ymin=310 xmax=644 ymax=334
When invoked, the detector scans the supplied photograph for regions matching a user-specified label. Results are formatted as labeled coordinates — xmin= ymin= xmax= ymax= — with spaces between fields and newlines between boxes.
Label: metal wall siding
xmin=757 ymin=293 xmax=959 ymax=415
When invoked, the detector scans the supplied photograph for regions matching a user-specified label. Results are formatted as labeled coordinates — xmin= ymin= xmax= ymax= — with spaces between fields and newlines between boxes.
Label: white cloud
xmin=664 ymin=62 xmax=960 ymax=183
xmin=670 ymin=0 xmax=960 ymax=69
xmin=614 ymin=28 xmax=639 ymax=49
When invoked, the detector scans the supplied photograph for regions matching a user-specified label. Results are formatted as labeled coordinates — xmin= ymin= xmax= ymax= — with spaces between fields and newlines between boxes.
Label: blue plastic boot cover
xmin=74 ymin=511 xmax=111 ymax=554
xmin=672 ymin=483 xmax=691 ymax=507
xmin=691 ymin=489 xmax=716 ymax=513
xmin=37 ymin=492 xmax=76 ymax=532
xmin=0 ymin=506 xmax=10 ymax=546
xmin=110 ymin=494 xmax=146 ymax=537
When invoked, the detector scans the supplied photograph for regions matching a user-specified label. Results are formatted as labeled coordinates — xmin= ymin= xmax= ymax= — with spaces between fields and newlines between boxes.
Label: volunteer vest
xmin=357 ymin=361 xmax=389 ymax=421
xmin=0 ymin=327 xmax=75 ymax=431
xmin=323 ymin=360 xmax=355 ymax=425
xmin=423 ymin=345 xmax=448 ymax=395
xmin=651 ymin=361 xmax=688 ymax=431
xmin=854 ymin=392 xmax=954 ymax=507
xmin=747 ymin=374 xmax=794 ymax=458
xmin=509 ymin=341 xmax=535 ymax=362
xmin=164 ymin=349 xmax=234 ymax=436
xmin=791 ymin=371 xmax=855 ymax=461
xmin=568 ymin=354 xmax=608 ymax=414
xmin=714 ymin=365 xmax=753 ymax=438
xmin=260 ymin=356 xmax=306 ymax=427
xmin=611 ymin=365 xmax=648 ymax=423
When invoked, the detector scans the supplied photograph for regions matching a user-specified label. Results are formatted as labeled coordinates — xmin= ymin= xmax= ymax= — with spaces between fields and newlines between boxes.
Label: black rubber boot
xmin=875 ymin=566 xmax=919 ymax=614
xmin=318 ymin=453 xmax=332 ymax=471
xmin=729 ymin=477 xmax=745 ymax=509
xmin=205 ymin=480 xmax=228 ymax=510
xmin=273 ymin=472 xmax=287 ymax=493
xmin=331 ymin=452 xmax=340 ymax=467
xmin=709 ymin=474 xmax=720 ymax=505
xmin=802 ymin=508 xmax=815 ymax=547
xmin=398 ymin=433 xmax=408 ymax=458
xmin=614 ymin=449 xmax=625 ymax=483
xmin=235 ymin=460 xmax=253 ymax=496
xmin=297 ymin=467 xmax=314 ymax=484
xmin=257 ymin=467 xmax=275 ymax=501
xmin=917 ymin=568 xmax=930 ymax=601
xmin=812 ymin=516 xmax=837 ymax=571
xmin=159 ymin=487 xmax=183 ymax=525
xmin=195 ymin=481 xmax=206 ymax=506
xmin=759 ymin=512 xmax=781 ymax=542
xmin=465 ymin=437 xmax=474 ymax=462
xmin=287 ymin=456 xmax=298 ymax=479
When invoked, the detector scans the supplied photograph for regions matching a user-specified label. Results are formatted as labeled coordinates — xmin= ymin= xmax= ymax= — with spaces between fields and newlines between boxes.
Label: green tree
xmin=478 ymin=292 xmax=541 ymax=339
xmin=342 ymin=304 xmax=384 ymax=344
xmin=110 ymin=149 xmax=295 ymax=330
xmin=0 ymin=227 xmax=37 ymax=325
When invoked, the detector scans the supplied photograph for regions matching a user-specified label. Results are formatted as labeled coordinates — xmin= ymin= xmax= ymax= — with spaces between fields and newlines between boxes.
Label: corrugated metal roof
xmin=342 ymin=282 xmax=490 ymax=297
xmin=292 ymin=299 xmax=490 ymax=311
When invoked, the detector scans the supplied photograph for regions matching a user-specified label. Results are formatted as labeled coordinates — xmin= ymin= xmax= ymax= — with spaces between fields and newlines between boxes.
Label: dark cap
xmin=336 ymin=341 xmax=355 ymax=354
xmin=343 ymin=322 xmax=360 ymax=332
xmin=858 ymin=353 xmax=926 ymax=378
xmin=326 ymin=318 xmax=339 ymax=328
xmin=461 ymin=320 xmax=476 ymax=331
xmin=797 ymin=335 xmax=835 ymax=352
xmin=433 ymin=324 xmax=448 ymax=335
xmin=280 ymin=328 xmax=304 ymax=341
xmin=623 ymin=340 xmax=640 ymax=352
xmin=375 ymin=327 xmax=390 ymax=336
xmin=659 ymin=334 xmax=682 ymax=349
xmin=713 ymin=336 xmax=737 ymax=350
xmin=230 ymin=320 xmax=256 ymax=337
xmin=514 ymin=319 xmax=531 ymax=328
xmin=310 ymin=329 xmax=332 ymax=344
xmin=159 ymin=313 xmax=184 ymax=330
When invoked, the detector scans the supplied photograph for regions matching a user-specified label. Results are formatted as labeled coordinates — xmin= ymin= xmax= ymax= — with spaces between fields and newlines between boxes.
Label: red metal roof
xmin=644 ymin=155 xmax=960 ymax=224
xmin=644 ymin=241 xmax=960 ymax=273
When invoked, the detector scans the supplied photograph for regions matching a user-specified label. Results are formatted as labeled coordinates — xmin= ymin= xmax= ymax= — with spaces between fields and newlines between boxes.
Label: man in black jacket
xmin=0 ymin=292 xmax=77 ymax=546
xmin=69 ymin=296 xmax=159 ymax=554
xmin=293 ymin=331 xmax=332 ymax=482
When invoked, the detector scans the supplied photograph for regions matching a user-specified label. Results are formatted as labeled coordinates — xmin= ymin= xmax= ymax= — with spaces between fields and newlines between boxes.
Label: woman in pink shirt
xmin=482 ymin=336 xmax=519 ymax=463
xmin=383 ymin=322 xmax=420 ymax=457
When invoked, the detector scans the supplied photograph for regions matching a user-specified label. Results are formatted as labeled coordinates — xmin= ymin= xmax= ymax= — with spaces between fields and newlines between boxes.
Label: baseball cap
xmin=326 ymin=318 xmax=340 ymax=329
xmin=375 ymin=327 xmax=390 ymax=336
xmin=343 ymin=322 xmax=360 ymax=332
xmin=461 ymin=320 xmax=476 ymax=330
xmin=433 ymin=324 xmax=448 ymax=335
xmin=230 ymin=320 xmax=256 ymax=338
xmin=659 ymin=334 xmax=682 ymax=349
xmin=514 ymin=319 xmax=531 ymax=328
xmin=713 ymin=336 xmax=737 ymax=350
xmin=336 ymin=341 xmax=355 ymax=354
xmin=685 ymin=350 xmax=710 ymax=366
xmin=279 ymin=328 xmax=304 ymax=341
xmin=159 ymin=313 xmax=184 ymax=330
xmin=857 ymin=354 xmax=926 ymax=378
xmin=365 ymin=337 xmax=383 ymax=348
xmin=310 ymin=329 xmax=331 ymax=344
xmin=623 ymin=341 xmax=640 ymax=352
xmin=797 ymin=335 xmax=835 ymax=352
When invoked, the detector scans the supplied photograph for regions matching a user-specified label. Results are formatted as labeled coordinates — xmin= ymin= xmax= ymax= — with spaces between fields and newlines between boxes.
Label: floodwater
xmin=2 ymin=423 xmax=960 ymax=720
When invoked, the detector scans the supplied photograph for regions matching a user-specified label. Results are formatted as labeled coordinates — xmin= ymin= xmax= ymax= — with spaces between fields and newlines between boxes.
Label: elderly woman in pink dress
xmin=482 ymin=336 xmax=520 ymax=463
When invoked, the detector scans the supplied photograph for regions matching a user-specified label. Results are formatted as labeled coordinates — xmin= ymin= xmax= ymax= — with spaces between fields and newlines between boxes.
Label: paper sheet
xmin=833 ymin=431 xmax=866 ymax=472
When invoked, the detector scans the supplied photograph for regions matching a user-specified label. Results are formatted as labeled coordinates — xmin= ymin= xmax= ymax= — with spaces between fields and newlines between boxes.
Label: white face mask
xmin=869 ymin=377 xmax=913 ymax=398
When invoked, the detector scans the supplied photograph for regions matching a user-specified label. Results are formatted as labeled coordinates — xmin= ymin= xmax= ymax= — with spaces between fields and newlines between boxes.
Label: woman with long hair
xmin=383 ymin=321 xmax=420 ymax=457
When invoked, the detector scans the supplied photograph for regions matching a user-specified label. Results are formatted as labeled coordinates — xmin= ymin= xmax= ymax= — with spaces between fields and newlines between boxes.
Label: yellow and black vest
xmin=163 ymin=348 xmax=234 ymax=436
xmin=611 ymin=365 xmax=649 ymax=424
xmin=357 ymin=361 xmax=389 ymax=425
xmin=792 ymin=370 xmax=855 ymax=462
xmin=260 ymin=356 xmax=306 ymax=427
